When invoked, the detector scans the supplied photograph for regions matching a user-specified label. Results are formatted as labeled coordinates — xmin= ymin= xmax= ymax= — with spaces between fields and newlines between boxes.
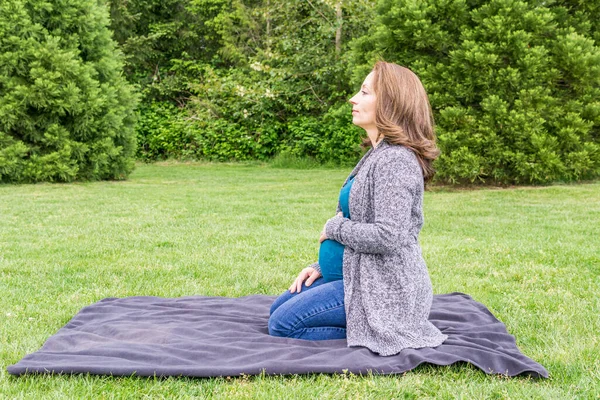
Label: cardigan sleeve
xmin=324 ymin=151 xmax=419 ymax=254
xmin=308 ymin=261 xmax=321 ymax=274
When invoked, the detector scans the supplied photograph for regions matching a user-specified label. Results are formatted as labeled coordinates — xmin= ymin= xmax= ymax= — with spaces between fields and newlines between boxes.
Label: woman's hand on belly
xmin=320 ymin=212 xmax=343 ymax=243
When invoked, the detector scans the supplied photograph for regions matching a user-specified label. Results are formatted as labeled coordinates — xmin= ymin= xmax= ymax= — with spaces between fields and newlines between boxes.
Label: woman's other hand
xmin=319 ymin=230 xmax=327 ymax=243
xmin=289 ymin=267 xmax=322 ymax=293
xmin=319 ymin=212 xmax=343 ymax=243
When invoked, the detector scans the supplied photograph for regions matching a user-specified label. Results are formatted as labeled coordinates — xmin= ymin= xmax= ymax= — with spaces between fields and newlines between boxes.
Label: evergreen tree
xmin=0 ymin=0 xmax=138 ymax=183
xmin=349 ymin=0 xmax=600 ymax=184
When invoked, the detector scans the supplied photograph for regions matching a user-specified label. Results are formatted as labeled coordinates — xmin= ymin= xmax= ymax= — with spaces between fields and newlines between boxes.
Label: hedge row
xmin=1 ymin=0 xmax=598 ymax=184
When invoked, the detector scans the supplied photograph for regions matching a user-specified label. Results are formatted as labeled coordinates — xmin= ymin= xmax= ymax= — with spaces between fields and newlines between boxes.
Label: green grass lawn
xmin=1 ymin=162 xmax=598 ymax=399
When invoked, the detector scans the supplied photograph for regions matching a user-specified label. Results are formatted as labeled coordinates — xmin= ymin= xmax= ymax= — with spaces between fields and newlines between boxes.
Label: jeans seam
xmin=298 ymin=327 xmax=346 ymax=332
xmin=289 ymin=302 xmax=345 ymax=332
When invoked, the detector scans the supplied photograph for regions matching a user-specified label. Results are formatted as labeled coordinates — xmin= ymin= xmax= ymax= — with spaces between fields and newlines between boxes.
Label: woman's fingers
xmin=320 ymin=213 xmax=341 ymax=243
xmin=289 ymin=274 xmax=300 ymax=293
xmin=290 ymin=271 xmax=305 ymax=293
xmin=305 ymin=269 xmax=320 ymax=287
xmin=289 ymin=267 xmax=318 ymax=294
xmin=292 ymin=276 xmax=302 ymax=293
xmin=319 ymin=231 xmax=327 ymax=243
xmin=298 ymin=269 xmax=310 ymax=292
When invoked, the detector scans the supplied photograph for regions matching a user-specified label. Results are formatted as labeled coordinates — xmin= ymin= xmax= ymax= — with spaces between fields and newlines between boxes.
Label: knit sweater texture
xmin=312 ymin=139 xmax=447 ymax=356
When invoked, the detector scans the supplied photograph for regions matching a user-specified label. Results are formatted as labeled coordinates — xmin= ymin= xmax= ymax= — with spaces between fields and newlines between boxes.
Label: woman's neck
xmin=367 ymin=129 xmax=383 ymax=148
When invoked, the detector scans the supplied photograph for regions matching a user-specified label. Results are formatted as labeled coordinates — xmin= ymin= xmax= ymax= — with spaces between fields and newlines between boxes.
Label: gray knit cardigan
xmin=312 ymin=139 xmax=447 ymax=356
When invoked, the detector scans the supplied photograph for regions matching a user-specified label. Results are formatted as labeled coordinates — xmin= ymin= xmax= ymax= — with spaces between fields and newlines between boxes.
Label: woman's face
xmin=349 ymin=71 xmax=377 ymax=130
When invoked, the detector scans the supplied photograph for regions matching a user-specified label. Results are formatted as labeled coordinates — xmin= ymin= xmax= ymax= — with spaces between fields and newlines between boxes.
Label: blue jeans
xmin=268 ymin=278 xmax=346 ymax=340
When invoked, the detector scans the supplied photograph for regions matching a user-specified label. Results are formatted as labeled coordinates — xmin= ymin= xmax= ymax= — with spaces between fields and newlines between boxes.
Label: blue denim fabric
xmin=268 ymin=278 xmax=346 ymax=340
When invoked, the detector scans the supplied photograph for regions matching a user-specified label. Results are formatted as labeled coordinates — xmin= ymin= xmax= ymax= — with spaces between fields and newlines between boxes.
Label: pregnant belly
xmin=318 ymin=239 xmax=344 ymax=282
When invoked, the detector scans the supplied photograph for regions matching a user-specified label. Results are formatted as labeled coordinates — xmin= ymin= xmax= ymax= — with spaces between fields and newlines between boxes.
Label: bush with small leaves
xmin=0 ymin=0 xmax=138 ymax=183
xmin=349 ymin=0 xmax=600 ymax=184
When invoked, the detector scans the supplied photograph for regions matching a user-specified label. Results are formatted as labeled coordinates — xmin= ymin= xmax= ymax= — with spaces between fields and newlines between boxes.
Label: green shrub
xmin=349 ymin=0 xmax=600 ymax=184
xmin=0 ymin=0 xmax=138 ymax=183
xmin=134 ymin=63 xmax=285 ymax=162
xmin=136 ymin=102 xmax=192 ymax=161
xmin=107 ymin=0 xmax=374 ymax=167
xmin=136 ymin=96 xmax=365 ymax=165
xmin=319 ymin=103 xmax=365 ymax=166
xmin=279 ymin=103 xmax=364 ymax=166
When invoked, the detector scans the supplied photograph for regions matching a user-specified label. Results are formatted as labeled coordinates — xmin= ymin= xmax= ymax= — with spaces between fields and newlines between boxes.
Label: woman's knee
xmin=269 ymin=278 xmax=327 ymax=316
xmin=270 ymin=289 xmax=294 ymax=315
xmin=269 ymin=297 xmax=284 ymax=316
xmin=268 ymin=309 xmax=290 ymax=337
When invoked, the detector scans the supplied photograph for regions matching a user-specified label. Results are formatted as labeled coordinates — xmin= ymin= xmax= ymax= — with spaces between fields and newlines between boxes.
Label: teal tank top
xmin=318 ymin=175 xmax=355 ymax=282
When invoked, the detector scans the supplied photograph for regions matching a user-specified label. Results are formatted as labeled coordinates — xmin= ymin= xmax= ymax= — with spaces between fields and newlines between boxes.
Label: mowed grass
xmin=1 ymin=161 xmax=598 ymax=399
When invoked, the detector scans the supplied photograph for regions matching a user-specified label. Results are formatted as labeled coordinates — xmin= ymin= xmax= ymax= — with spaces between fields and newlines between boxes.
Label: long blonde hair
xmin=361 ymin=61 xmax=440 ymax=183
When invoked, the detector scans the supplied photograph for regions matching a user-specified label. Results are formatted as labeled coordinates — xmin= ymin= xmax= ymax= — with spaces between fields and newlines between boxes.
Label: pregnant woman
xmin=268 ymin=61 xmax=447 ymax=356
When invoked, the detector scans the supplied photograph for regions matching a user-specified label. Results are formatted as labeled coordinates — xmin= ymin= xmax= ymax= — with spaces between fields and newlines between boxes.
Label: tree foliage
xmin=6 ymin=0 xmax=597 ymax=184
xmin=108 ymin=0 xmax=374 ymax=164
xmin=349 ymin=0 xmax=600 ymax=183
xmin=0 ymin=0 xmax=138 ymax=183
xmin=107 ymin=0 xmax=599 ymax=184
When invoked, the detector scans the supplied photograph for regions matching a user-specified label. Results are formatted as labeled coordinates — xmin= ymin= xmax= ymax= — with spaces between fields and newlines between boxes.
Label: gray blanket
xmin=7 ymin=292 xmax=548 ymax=378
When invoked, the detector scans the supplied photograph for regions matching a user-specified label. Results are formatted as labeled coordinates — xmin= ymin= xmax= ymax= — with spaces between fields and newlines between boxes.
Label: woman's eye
xmin=361 ymin=91 xmax=367 ymax=95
